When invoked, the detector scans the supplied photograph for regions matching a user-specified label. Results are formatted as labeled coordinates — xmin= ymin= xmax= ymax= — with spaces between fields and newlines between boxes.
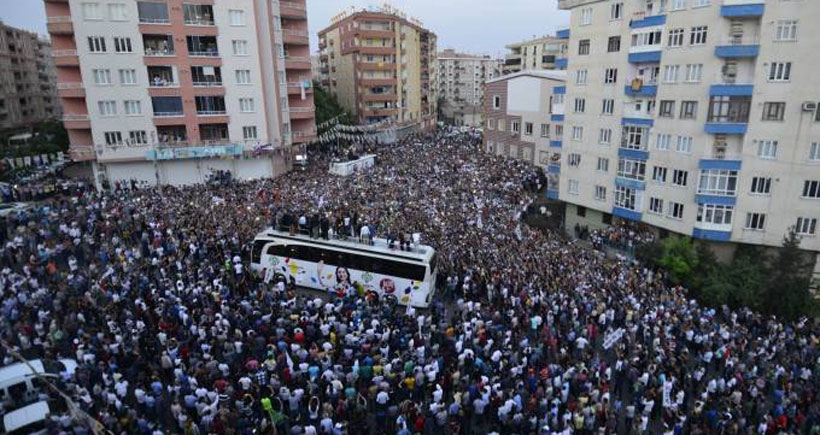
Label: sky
xmin=2 ymin=0 xmax=569 ymax=57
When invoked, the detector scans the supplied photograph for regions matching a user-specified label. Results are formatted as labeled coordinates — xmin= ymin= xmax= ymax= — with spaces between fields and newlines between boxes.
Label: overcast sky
xmin=4 ymin=0 xmax=569 ymax=57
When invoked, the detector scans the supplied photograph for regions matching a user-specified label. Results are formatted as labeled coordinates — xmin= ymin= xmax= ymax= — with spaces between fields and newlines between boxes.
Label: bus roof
xmin=3 ymin=400 xmax=50 ymax=430
xmin=0 ymin=360 xmax=46 ymax=382
xmin=257 ymin=229 xmax=435 ymax=262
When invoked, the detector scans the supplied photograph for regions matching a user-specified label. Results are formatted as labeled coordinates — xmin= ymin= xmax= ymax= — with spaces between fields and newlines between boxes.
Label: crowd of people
xmin=1 ymin=128 xmax=819 ymax=435
xmin=583 ymin=222 xmax=657 ymax=254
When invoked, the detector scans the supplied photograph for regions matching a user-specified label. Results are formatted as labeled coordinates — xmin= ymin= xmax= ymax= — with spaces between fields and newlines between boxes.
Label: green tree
xmin=313 ymin=81 xmax=355 ymax=127
xmin=656 ymin=236 xmax=699 ymax=286
xmin=700 ymin=245 xmax=766 ymax=310
xmin=763 ymin=228 xmax=813 ymax=320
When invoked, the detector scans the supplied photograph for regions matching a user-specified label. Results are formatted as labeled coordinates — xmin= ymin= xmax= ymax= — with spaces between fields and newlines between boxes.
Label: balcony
xmin=362 ymin=93 xmax=397 ymax=102
xmin=714 ymin=42 xmax=760 ymax=58
xmin=183 ymin=4 xmax=215 ymax=26
xmin=358 ymin=45 xmax=395 ymax=56
xmin=618 ymin=148 xmax=649 ymax=160
xmin=720 ymin=1 xmax=765 ymax=18
xmin=292 ymin=130 xmax=317 ymax=143
xmin=360 ymin=77 xmax=396 ymax=87
xmin=556 ymin=29 xmax=570 ymax=39
xmin=613 ymin=206 xmax=642 ymax=222
xmin=288 ymin=106 xmax=315 ymax=119
xmin=191 ymin=66 xmax=222 ymax=87
xmin=148 ymin=66 xmax=178 ymax=87
xmin=286 ymin=82 xmax=312 ymax=95
xmin=195 ymin=96 xmax=226 ymax=116
xmin=282 ymin=29 xmax=309 ymax=45
xmin=362 ymin=108 xmax=398 ymax=117
xmin=46 ymin=16 xmax=73 ymax=34
xmin=144 ymin=35 xmax=174 ymax=56
xmin=704 ymin=123 xmax=747 ymax=135
xmin=548 ymin=163 xmax=560 ymax=174
xmin=285 ymin=56 xmax=311 ymax=70
xmin=630 ymin=13 xmax=666 ymax=29
xmin=187 ymin=36 xmax=219 ymax=57
xmin=68 ymin=145 xmax=96 ymax=162
xmin=138 ymin=1 xmax=170 ymax=24
xmin=628 ymin=51 xmax=661 ymax=64
xmin=624 ymin=84 xmax=657 ymax=97
xmin=279 ymin=1 xmax=307 ymax=19
xmin=621 ymin=104 xmax=655 ymax=121
xmin=709 ymin=84 xmax=753 ymax=96
xmin=555 ymin=58 xmax=568 ymax=69
xmin=157 ymin=126 xmax=188 ymax=145
xmin=62 ymin=114 xmax=91 ymax=129
xmin=356 ymin=61 xmax=396 ymax=71
xmin=699 ymin=158 xmax=742 ymax=171
xmin=52 ymin=50 xmax=79 ymax=66
xmin=57 ymin=82 xmax=85 ymax=98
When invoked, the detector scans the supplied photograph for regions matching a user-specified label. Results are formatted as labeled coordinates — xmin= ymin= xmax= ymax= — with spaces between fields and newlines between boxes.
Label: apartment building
xmin=317 ymin=5 xmax=438 ymax=129
xmin=0 ymin=22 xmax=61 ymax=132
xmin=483 ymin=70 xmax=566 ymax=198
xmin=438 ymin=49 xmax=502 ymax=127
xmin=503 ymin=35 xmax=569 ymax=75
xmin=44 ymin=0 xmax=316 ymax=186
xmin=556 ymin=0 xmax=820 ymax=272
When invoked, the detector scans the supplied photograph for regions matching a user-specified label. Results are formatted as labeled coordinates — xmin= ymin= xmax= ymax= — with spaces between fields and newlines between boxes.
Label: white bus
xmin=250 ymin=229 xmax=438 ymax=308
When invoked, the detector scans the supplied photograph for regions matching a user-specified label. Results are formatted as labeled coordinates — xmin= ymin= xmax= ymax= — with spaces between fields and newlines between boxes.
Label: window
xmin=672 ymin=0 xmax=687 ymax=10
xmin=621 ymin=126 xmax=647 ymax=150
xmin=555 ymin=125 xmax=563 ymax=138
xmin=540 ymin=124 xmax=550 ymax=137
xmin=243 ymin=126 xmax=258 ymax=140
xmin=571 ymin=126 xmax=583 ymax=141
xmin=697 ymin=204 xmax=734 ymax=225
xmin=692 ymin=0 xmax=710 ymax=7
xmin=595 ymin=185 xmax=607 ymax=201
xmin=649 ymin=197 xmax=664 ymax=214
xmin=656 ymin=133 xmax=671 ymax=150
xmin=690 ymin=26 xmax=708 ymax=45
xmin=608 ymin=36 xmax=621 ymax=52
xmin=708 ymin=96 xmax=751 ymax=123
xmin=104 ymin=131 xmax=122 ymax=145
xmin=493 ymin=96 xmax=500 ymax=109
xmin=775 ymin=20 xmax=798 ymax=41
xmin=138 ymin=1 xmax=169 ymax=23
xmin=597 ymin=157 xmax=609 ymax=172
xmin=768 ymin=62 xmax=791 ymax=82
xmin=568 ymin=180 xmax=580 ymax=195
xmin=659 ymin=100 xmax=675 ymax=118
xmin=98 ymin=100 xmax=117 ymax=116
xmin=114 ymin=37 xmax=133 ymax=53
xmin=617 ymin=158 xmax=646 ymax=181
xmin=604 ymin=68 xmax=618 ymax=84
xmin=698 ymin=170 xmax=738 ymax=196
xmin=653 ymin=166 xmax=667 ymax=183
xmin=580 ymin=7 xmax=592 ymax=25
xmin=88 ymin=36 xmax=106 ymax=53
xmin=229 ymin=9 xmax=245 ymax=26
xmin=631 ymin=30 xmax=663 ymax=48
xmin=124 ymin=100 xmax=141 ymax=115
xmin=93 ymin=69 xmax=112 ymax=85
xmin=602 ymin=99 xmax=614 ymax=114
xmin=232 ymin=40 xmax=249 ymax=55
xmin=750 ymin=177 xmax=772 ymax=195
xmin=119 ymin=69 xmax=137 ymax=85
xmin=236 ymin=70 xmax=252 ymax=84
xmin=668 ymin=29 xmax=684 ymax=47
xmin=599 ymin=128 xmax=612 ymax=145
xmin=672 ymin=169 xmax=688 ymax=187
xmin=802 ymin=180 xmax=820 ymax=199
xmin=239 ymin=98 xmax=255 ymax=112
xmin=676 ymin=136 xmax=693 ymax=153
xmin=663 ymin=65 xmax=679 ymax=83
xmin=668 ymin=202 xmax=685 ymax=219
xmin=745 ymin=213 xmax=766 ymax=231
xmin=757 ymin=140 xmax=778 ymax=159
xmin=129 ymin=130 xmax=147 ymax=145
xmin=524 ymin=122 xmax=533 ymax=136
xmin=684 ymin=64 xmax=703 ymax=82
xmin=568 ymin=153 xmax=582 ymax=167
xmin=614 ymin=186 xmax=639 ymax=211
xmin=575 ymin=69 xmax=588 ymax=85
xmin=108 ymin=3 xmax=127 ymax=21
xmin=610 ymin=2 xmax=623 ymax=20
xmin=810 ymin=142 xmax=820 ymax=162
xmin=578 ymin=39 xmax=590 ymax=55
xmin=762 ymin=102 xmax=785 ymax=121
xmin=82 ymin=2 xmax=102 ymax=20
xmin=574 ymin=98 xmax=586 ymax=113
xmin=795 ymin=217 xmax=818 ymax=235
xmin=680 ymin=101 xmax=698 ymax=119
xmin=511 ymin=121 xmax=520 ymax=133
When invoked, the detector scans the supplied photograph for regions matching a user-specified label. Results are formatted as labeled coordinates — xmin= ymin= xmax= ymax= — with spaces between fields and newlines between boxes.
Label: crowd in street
xmin=583 ymin=222 xmax=657 ymax=254
xmin=1 ymin=128 xmax=819 ymax=435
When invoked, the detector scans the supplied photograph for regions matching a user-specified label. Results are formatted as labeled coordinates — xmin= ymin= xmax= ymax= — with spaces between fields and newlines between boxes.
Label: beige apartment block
xmin=318 ymin=5 xmax=437 ymax=129
xmin=503 ymin=35 xmax=568 ymax=75
xmin=0 ymin=22 xmax=61 ymax=133
xmin=438 ymin=49 xmax=502 ymax=127
xmin=557 ymin=0 xmax=820 ymax=280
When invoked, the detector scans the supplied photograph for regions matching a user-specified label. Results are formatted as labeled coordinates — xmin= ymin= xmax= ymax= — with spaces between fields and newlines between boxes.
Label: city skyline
xmin=4 ymin=0 xmax=569 ymax=57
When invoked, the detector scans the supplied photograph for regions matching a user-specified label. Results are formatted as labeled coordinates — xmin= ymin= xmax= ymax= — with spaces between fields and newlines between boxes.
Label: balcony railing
xmin=283 ymin=29 xmax=309 ymax=37
xmin=193 ymin=81 xmax=223 ymax=87
xmin=197 ymin=110 xmax=227 ymax=115
xmin=289 ymin=106 xmax=315 ymax=113
xmin=185 ymin=18 xmax=214 ymax=26
xmin=46 ymin=16 xmax=72 ymax=23
xmin=139 ymin=17 xmax=170 ymax=24
xmin=63 ymin=114 xmax=90 ymax=121
xmin=154 ymin=111 xmax=184 ymax=117
xmin=145 ymin=47 xmax=174 ymax=56
xmin=57 ymin=82 xmax=83 ymax=90
xmin=52 ymin=49 xmax=78 ymax=57
xmin=189 ymin=50 xmax=219 ymax=57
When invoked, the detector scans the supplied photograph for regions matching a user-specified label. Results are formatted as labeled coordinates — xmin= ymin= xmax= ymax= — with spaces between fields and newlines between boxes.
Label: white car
xmin=0 ymin=202 xmax=33 ymax=218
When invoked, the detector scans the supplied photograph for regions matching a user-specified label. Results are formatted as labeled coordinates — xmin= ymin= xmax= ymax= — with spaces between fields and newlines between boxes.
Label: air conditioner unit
xmin=802 ymin=102 xmax=817 ymax=112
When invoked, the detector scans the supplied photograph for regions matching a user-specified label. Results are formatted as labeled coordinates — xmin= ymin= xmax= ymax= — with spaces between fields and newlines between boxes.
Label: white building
xmin=556 ymin=0 xmax=820 ymax=277
xmin=503 ymin=35 xmax=568 ymax=75
xmin=438 ymin=49 xmax=502 ymax=126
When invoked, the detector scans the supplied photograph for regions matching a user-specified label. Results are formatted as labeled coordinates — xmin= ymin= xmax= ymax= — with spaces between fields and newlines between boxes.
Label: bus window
xmin=266 ymin=244 xmax=288 ymax=258
xmin=251 ymin=240 xmax=268 ymax=263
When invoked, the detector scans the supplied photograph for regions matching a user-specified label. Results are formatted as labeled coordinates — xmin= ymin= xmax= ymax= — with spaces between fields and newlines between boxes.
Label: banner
xmin=602 ymin=328 xmax=625 ymax=350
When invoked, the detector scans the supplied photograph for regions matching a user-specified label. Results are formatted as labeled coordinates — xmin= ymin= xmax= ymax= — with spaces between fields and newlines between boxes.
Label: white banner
xmin=602 ymin=328 xmax=625 ymax=350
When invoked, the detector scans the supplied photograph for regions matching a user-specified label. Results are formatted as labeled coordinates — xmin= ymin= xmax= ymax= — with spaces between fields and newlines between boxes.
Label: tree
xmin=313 ymin=81 xmax=355 ymax=127
xmin=700 ymin=245 xmax=766 ymax=310
xmin=763 ymin=228 xmax=813 ymax=320
xmin=656 ymin=236 xmax=699 ymax=286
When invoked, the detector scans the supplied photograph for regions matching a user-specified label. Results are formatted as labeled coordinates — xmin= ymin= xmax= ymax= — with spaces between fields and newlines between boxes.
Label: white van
xmin=1 ymin=401 xmax=51 ymax=434
xmin=0 ymin=359 xmax=77 ymax=413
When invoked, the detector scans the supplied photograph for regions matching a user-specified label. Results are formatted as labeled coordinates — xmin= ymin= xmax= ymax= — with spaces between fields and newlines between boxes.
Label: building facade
xmin=317 ymin=6 xmax=438 ymax=129
xmin=483 ymin=70 xmax=566 ymax=198
xmin=44 ymin=0 xmax=315 ymax=186
xmin=503 ymin=35 xmax=568 ymax=75
xmin=0 ymin=22 xmax=61 ymax=132
xmin=556 ymin=0 xmax=820 ymax=270
xmin=438 ymin=49 xmax=502 ymax=127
